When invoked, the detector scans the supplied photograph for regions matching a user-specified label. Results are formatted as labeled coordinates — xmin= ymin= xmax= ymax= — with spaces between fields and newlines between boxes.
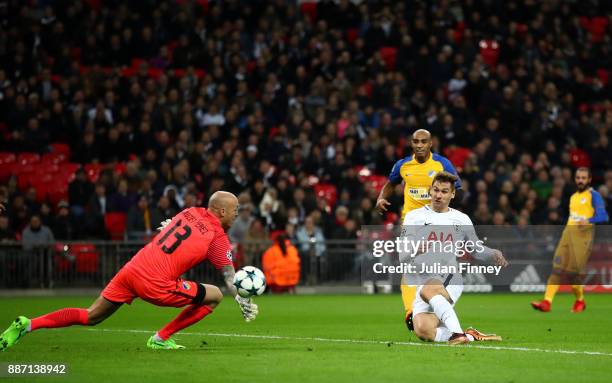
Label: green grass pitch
xmin=1 ymin=293 xmax=611 ymax=382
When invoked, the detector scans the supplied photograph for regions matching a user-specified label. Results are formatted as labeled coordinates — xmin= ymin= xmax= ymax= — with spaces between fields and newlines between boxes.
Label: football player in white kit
xmin=399 ymin=171 xmax=509 ymax=345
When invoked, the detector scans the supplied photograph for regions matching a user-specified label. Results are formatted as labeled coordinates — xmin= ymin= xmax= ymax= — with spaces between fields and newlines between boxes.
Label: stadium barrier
xmin=0 ymin=239 xmax=362 ymax=289
xmin=1 ymin=233 xmax=611 ymax=292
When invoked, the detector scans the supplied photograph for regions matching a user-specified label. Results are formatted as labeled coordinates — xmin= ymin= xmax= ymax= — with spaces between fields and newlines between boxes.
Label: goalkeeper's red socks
xmin=30 ymin=308 xmax=89 ymax=331
xmin=157 ymin=305 xmax=213 ymax=340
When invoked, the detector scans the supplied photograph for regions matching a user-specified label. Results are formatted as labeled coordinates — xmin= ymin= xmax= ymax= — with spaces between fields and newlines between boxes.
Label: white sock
xmin=429 ymin=295 xmax=462 ymax=333
xmin=153 ymin=333 xmax=164 ymax=342
xmin=26 ymin=322 xmax=32 ymax=332
xmin=434 ymin=326 xmax=453 ymax=342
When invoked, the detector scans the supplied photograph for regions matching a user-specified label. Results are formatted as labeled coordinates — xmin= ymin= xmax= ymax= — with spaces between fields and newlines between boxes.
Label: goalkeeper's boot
xmin=147 ymin=335 xmax=185 ymax=350
xmin=448 ymin=333 xmax=470 ymax=345
xmin=571 ymin=300 xmax=586 ymax=313
xmin=0 ymin=316 xmax=30 ymax=351
xmin=465 ymin=327 xmax=502 ymax=341
xmin=531 ymin=299 xmax=551 ymax=312
xmin=404 ymin=311 xmax=414 ymax=331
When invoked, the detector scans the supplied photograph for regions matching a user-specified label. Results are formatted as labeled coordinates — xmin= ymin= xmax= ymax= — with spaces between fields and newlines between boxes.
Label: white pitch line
xmin=85 ymin=328 xmax=612 ymax=357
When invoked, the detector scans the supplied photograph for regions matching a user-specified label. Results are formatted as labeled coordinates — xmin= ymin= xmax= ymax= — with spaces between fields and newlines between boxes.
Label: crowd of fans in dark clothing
xmin=0 ymin=0 xmax=611 ymax=251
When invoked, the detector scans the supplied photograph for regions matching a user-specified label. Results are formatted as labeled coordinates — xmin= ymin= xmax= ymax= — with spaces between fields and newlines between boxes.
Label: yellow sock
xmin=572 ymin=285 xmax=584 ymax=301
xmin=401 ymin=284 xmax=417 ymax=314
xmin=544 ymin=274 xmax=561 ymax=302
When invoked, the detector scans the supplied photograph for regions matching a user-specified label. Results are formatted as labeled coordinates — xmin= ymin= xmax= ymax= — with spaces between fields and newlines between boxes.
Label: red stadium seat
xmin=17 ymin=172 xmax=38 ymax=191
xmin=0 ymin=152 xmax=15 ymax=165
xmin=57 ymin=163 xmax=81 ymax=183
xmin=47 ymin=181 xmax=69 ymax=206
xmin=114 ymin=162 xmax=127 ymax=176
xmin=17 ymin=153 xmax=41 ymax=166
xmin=42 ymin=152 xmax=67 ymax=165
xmin=37 ymin=163 xmax=60 ymax=176
xmin=589 ymin=16 xmax=608 ymax=43
xmin=479 ymin=39 xmax=500 ymax=68
xmin=300 ymin=2 xmax=317 ymax=23
xmin=0 ymin=162 xmax=18 ymax=183
xmin=346 ymin=28 xmax=359 ymax=44
xmin=50 ymin=143 xmax=71 ymax=159
xmin=353 ymin=166 xmax=372 ymax=182
xmin=196 ymin=0 xmax=209 ymax=14
xmin=0 ymin=153 xmax=17 ymax=182
xmin=84 ymin=163 xmax=104 ymax=183
xmin=380 ymin=47 xmax=398 ymax=71
xmin=31 ymin=177 xmax=54 ymax=203
xmin=54 ymin=243 xmax=73 ymax=273
xmin=314 ymin=183 xmax=337 ymax=208
xmin=569 ymin=148 xmax=591 ymax=168
xmin=70 ymin=47 xmax=81 ymax=62
xmin=104 ymin=212 xmax=127 ymax=240
xmin=596 ymin=68 xmax=609 ymax=86
xmin=444 ymin=146 xmax=472 ymax=172
xmin=364 ymin=175 xmax=387 ymax=194
xmin=71 ymin=243 xmax=99 ymax=273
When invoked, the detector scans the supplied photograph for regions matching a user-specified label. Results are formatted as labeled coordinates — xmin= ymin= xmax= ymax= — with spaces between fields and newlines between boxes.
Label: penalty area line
xmin=85 ymin=328 xmax=612 ymax=357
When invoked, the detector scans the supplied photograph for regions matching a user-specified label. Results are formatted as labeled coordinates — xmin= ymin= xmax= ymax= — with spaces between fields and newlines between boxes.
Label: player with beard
xmin=532 ymin=167 xmax=608 ymax=313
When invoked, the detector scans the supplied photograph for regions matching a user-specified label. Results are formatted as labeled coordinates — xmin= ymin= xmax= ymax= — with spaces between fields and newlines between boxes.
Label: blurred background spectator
xmin=0 ymin=0 xmax=609 ymax=268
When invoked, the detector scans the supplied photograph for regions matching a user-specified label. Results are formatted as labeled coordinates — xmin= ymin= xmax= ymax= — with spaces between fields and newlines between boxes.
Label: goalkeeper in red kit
xmin=0 ymin=191 xmax=258 ymax=351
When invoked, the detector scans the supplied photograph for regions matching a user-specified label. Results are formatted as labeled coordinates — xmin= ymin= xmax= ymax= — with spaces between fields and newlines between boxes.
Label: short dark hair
xmin=576 ymin=167 xmax=591 ymax=177
xmin=432 ymin=171 xmax=458 ymax=190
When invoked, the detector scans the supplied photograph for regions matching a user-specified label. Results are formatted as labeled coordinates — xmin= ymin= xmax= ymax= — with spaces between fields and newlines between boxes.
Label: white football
xmin=233 ymin=266 xmax=266 ymax=298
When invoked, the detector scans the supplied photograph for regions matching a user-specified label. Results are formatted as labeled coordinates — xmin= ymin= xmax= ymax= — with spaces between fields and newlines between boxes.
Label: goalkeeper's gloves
xmin=234 ymin=295 xmax=259 ymax=322
xmin=156 ymin=219 xmax=172 ymax=231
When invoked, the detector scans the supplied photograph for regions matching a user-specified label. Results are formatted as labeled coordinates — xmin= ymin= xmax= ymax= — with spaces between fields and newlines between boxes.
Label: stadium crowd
xmin=0 ymin=0 xmax=611 ymax=255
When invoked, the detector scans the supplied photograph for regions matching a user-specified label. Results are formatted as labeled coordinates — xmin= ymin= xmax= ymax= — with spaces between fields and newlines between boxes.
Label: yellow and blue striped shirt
xmin=388 ymin=152 xmax=461 ymax=220
xmin=567 ymin=188 xmax=608 ymax=226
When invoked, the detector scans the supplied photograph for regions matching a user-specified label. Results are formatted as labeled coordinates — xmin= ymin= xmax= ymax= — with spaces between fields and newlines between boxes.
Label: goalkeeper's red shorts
xmin=102 ymin=267 xmax=206 ymax=307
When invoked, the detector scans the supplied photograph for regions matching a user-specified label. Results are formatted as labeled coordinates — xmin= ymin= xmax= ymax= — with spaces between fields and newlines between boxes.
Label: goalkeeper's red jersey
xmin=124 ymin=207 xmax=233 ymax=281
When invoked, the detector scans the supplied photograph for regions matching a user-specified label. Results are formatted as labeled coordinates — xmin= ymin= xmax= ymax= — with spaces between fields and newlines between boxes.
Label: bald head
xmin=208 ymin=191 xmax=239 ymax=230
xmin=209 ymin=191 xmax=238 ymax=209
xmin=411 ymin=129 xmax=433 ymax=162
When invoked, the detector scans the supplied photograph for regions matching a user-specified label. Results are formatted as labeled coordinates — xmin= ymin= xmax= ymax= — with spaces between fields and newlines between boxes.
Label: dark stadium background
xmin=0 ymin=0 xmax=610 ymax=290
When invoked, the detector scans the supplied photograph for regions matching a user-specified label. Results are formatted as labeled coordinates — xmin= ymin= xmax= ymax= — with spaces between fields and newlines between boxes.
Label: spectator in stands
xmin=84 ymin=183 xmax=107 ymax=238
xmin=242 ymin=217 xmax=269 ymax=267
xmin=9 ymin=195 xmax=29 ymax=235
xmin=0 ymin=0 xmax=609 ymax=250
xmin=163 ymin=185 xmax=183 ymax=212
xmin=24 ymin=187 xmax=41 ymax=216
xmin=21 ymin=215 xmax=55 ymax=251
xmin=228 ymin=204 xmax=254 ymax=244
xmin=262 ymin=234 xmax=301 ymax=294
xmin=68 ymin=169 xmax=93 ymax=217
xmin=150 ymin=196 xmax=176 ymax=226
xmin=108 ymin=179 xmax=136 ymax=213
xmin=126 ymin=195 xmax=153 ymax=240
xmin=258 ymin=188 xmax=285 ymax=231
xmin=0 ymin=215 xmax=16 ymax=242
xmin=296 ymin=215 xmax=326 ymax=258
xmin=51 ymin=201 xmax=76 ymax=240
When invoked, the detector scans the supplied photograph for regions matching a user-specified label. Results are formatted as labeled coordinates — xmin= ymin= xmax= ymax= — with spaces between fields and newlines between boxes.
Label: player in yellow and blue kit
xmin=375 ymin=129 xmax=462 ymax=330
xmin=532 ymin=167 xmax=608 ymax=313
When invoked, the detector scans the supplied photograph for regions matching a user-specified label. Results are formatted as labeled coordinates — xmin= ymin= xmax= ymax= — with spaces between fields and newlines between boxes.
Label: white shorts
xmin=412 ymin=283 xmax=464 ymax=316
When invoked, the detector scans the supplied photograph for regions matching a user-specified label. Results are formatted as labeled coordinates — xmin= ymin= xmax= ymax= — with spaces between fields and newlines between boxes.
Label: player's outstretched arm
xmin=491 ymin=249 xmax=509 ymax=268
xmin=464 ymin=220 xmax=509 ymax=267
xmin=375 ymin=182 xmax=394 ymax=214
xmin=221 ymin=265 xmax=259 ymax=322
